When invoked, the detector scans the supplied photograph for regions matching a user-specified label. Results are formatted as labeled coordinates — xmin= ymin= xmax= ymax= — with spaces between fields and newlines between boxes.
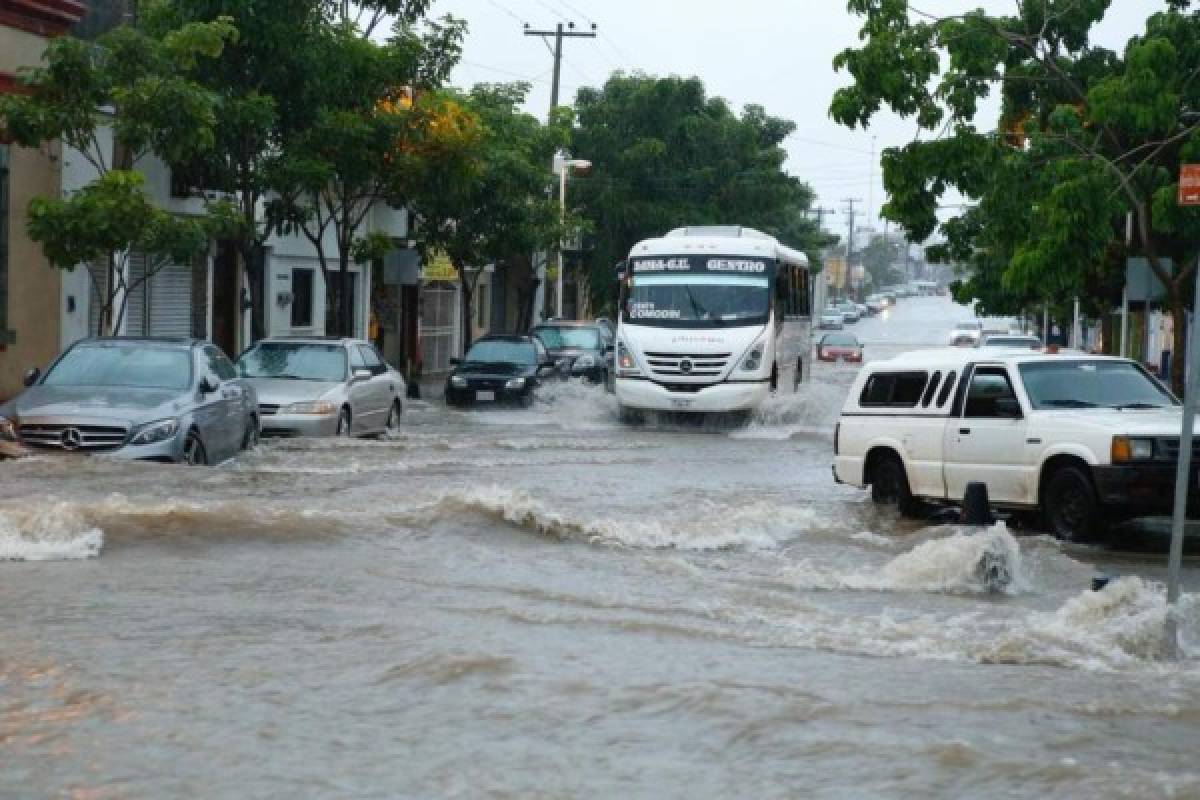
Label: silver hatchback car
xmin=237 ymin=338 xmax=406 ymax=437
xmin=0 ymin=338 xmax=258 ymax=465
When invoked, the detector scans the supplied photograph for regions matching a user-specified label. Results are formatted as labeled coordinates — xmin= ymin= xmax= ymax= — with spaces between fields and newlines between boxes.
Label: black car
xmin=531 ymin=321 xmax=612 ymax=384
xmin=445 ymin=335 xmax=554 ymax=408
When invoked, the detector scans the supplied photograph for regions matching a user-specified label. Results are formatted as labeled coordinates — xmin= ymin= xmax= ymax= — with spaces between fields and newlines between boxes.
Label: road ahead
xmin=1 ymin=296 xmax=1197 ymax=799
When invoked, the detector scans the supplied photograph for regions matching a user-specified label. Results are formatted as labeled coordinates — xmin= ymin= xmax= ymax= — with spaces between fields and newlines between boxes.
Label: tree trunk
xmin=1169 ymin=284 xmax=1187 ymax=397
xmin=237 ymin=242 xmax=266 ymax=344
xmin=339 ymin=252 xmax=354 ymax=338
xmin=459 ymin=268 xmax=474 ymax=357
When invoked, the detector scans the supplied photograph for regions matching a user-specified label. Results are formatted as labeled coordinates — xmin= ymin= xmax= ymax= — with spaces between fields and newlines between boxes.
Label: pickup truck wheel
xmin=870 ymin=454 xmax=918 ymax=516
xmin=1044 ymin=466 xmax=1103 ymax=542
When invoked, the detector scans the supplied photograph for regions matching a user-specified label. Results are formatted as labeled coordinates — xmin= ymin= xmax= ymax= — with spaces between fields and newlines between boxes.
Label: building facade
xmin=0 ymin=0 xmax=87 ymax=401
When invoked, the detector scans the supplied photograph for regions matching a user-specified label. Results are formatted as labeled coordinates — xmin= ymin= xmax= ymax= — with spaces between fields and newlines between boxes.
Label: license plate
xmin=476 ymin=390 xmax=495 ymax=402
xmin=671 ymin=398 xmax=693 ymax=409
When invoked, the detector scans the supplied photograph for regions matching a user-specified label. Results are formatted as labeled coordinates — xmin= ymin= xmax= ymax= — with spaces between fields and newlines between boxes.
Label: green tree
xmin=0 ymin=12 xmax=237 ymax=335
xmin=408 ymin=83 xmax=568 ymax=350
xmin=831 ymin=1 xmax=1200 ymax=392
xmin=860 ymin=234 xmax=904 ymax=291
xmin=272 ymin=16 xmax=468 ymax=336
xmin=569 ymin=74 xmax=827 ymax=313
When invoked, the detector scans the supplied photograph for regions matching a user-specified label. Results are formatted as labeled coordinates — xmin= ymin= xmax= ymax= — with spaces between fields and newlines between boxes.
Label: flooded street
xmin=3 ymin=297 xmax=1199 ymax=799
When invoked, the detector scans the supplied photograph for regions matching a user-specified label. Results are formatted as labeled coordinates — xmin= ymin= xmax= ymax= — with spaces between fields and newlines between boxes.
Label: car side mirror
xmin=22 ymin=368 xmax=41 ymax=388
xmin=199 ymin=375 xmax=219 ymax=394
xmin=449 ymin=358 xmax=461 ymax=366
xmin=995 ymin=397 xmax=1022 ymax=419
xmin=537 ymin=363 xmax=556 ymax=376
xmin=352 ymin=368 xmax=372 ymax=382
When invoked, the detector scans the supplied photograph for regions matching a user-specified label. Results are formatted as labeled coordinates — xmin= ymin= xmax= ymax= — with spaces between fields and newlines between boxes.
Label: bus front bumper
xmin=615 ymin=378 xmax=770 ymax=413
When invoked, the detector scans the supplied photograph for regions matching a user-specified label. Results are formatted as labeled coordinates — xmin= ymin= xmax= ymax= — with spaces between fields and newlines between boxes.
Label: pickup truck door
xmin=942 ymin=364 xmax=1033 ymax=505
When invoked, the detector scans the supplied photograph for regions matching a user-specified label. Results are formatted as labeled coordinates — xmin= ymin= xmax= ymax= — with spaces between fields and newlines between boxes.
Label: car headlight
xmin=617 ymin=341 xmax=641 ymax=376
xmin=739 ymin=337 xmax=767 ymax=372
xmin=450 ymin=375 xmax=468 ymax=388
xmin=130 ymin=418 xmax=179 ymax=446
xmin=283 ymin=401 xmax=336 ymax=415
xmin=1112 ymin=436 xmax=1156 ymax=463
xmin=573 ymin=354 xmax=597 ymax=369
xmin=505 ymin=377 xmax=527 ymax=390
xmin=0 ymin=417 xmax=15 ymax=442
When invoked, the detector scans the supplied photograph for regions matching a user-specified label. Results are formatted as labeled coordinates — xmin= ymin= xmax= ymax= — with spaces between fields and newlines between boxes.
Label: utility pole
xmin=524 ymin=21 xmax=597 ymax=119
xmin=810 ymin=206 xmax=837 ymax=235
xmin=524 ymin=21 xmax=596 ymax=323
xmin=843 ymin=198 xmax=861 ymax=299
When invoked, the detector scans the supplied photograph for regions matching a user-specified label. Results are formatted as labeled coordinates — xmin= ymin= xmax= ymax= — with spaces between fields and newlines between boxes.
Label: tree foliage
xmin=569 ymin=74 xmax=831 ymax=313
xmin=831 ymin=1 xmax=1200 ymax=390
xmin=0 ymin=11 xmax=237 ymax=335
xmin=408 ymin=82 xmax=568 ymax=348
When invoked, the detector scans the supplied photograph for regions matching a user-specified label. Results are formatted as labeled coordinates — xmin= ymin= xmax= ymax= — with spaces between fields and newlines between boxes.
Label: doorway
xmin=212 ymin=242 xmax=239 ymax=356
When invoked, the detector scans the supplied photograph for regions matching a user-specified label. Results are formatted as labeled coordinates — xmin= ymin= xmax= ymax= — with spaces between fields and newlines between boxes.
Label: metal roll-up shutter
xmin=124 ymin=252 xmax=148 ymax=335
xmin=149 ymin=260 xmax=193 ymax=338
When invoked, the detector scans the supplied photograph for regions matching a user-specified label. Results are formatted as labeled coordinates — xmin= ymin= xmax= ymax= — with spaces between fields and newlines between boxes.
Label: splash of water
xmin=0 ymin=503 xmax=104 ymax=561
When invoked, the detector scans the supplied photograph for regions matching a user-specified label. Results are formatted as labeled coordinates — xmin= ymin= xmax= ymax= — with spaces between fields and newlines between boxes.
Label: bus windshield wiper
xmin=684 ymin=286 xmax=709 ymax=320
xmin=1113 ymin=402 xmax=1165 ymax=410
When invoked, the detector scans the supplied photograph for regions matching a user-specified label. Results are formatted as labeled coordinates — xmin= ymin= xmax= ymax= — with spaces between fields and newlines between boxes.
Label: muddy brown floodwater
xmin=2 ymin=297 xmax=1198 ymax=799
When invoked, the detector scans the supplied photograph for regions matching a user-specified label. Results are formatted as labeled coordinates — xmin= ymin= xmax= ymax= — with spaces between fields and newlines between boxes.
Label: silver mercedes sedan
xmin=0 ymin=338 xmax=258 ymax=465
xmin=236 ymin=338 xmax=406 ymax=437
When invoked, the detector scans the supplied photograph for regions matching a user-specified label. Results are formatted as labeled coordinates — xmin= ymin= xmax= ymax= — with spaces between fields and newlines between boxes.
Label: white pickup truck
xmin=833 ymin=348 xmax=1190 ymax=539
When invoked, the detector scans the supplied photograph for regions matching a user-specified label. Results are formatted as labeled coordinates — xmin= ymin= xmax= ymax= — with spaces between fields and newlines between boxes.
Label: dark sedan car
xmin=445 ymin=335 xmax=554 ymax=408
xmin=531 ymin=321 xmax=612 ymax=384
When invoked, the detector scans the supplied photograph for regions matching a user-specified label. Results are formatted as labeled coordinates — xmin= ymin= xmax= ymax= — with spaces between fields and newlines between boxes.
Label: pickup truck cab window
xmin=963 ymin=367 xmax=1022 ymax=418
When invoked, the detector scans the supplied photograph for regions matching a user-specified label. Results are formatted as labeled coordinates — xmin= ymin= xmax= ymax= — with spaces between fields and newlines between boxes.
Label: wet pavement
xmin=1 ymin=296 xmax=1198 ymax=799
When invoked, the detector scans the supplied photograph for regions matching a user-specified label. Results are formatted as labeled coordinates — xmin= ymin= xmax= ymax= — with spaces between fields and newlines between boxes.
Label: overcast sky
xmin=434 ymin=0 xmax=1165 ymax=242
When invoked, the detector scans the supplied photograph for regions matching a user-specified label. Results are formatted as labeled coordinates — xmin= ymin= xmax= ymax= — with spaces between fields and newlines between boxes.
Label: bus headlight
xmin=738 ymin=337 xmax=767 ymax=372
xmin=617 ymin=341 xmax=641 ymax=376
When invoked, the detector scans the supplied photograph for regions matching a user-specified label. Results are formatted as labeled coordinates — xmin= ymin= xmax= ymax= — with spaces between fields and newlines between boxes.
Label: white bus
xmin=614 ymin=226 xmax=811 ymax=419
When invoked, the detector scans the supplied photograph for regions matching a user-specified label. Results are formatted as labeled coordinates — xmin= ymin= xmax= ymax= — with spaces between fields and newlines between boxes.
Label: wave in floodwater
xmin=416 ymin=485 xmax=826 ymax=551
xmin=785 ymin=523 xmax=1026 ymax=595
xmin=0 ymin=503 xmax=104 ymax=561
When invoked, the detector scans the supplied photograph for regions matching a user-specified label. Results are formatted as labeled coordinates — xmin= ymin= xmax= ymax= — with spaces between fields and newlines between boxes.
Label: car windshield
xmin=823 ymin=334 xmax=859 ymax=347
xmin=533 ymin=326 xmax=601 ymax=350
xmin=627 ymin=274 xmax=769 ymax=328
xmin=465 ymin=340 xmax=537 ymax=365
xmin=238 ymin=343 xmax=347 ymax=382
xmin=42 ymin=343 xmax=192 ymax=390
xmin=983 ymin=336 xmax=1040 ymax=347
xmin=1019 ymin=360 xmax=1177 ymax=409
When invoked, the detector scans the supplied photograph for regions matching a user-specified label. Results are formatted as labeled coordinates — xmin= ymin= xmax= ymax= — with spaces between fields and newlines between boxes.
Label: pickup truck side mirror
xmin=199 ymin=375 xmax=219 ymax=394
xmin=449 ymin=357 xmax=461 ymax=366
xmin=994 ymin=397 xmax=1022 ymax=419
xmin=352 ymin=368 xmax=372 ymax=382
xmin=22 ymin=367 xmax=41 ymax=388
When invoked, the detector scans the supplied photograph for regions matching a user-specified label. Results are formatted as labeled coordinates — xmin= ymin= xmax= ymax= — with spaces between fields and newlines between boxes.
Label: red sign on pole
xmin=1181 ymin=164 xmax=1200 ymax=206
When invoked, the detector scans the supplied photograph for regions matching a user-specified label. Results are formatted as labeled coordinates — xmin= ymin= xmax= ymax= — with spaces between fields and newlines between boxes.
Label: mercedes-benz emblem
xmin=679 ymin=358 xmax=694 ymax=375
xmin=60 ymin=427 xmax=83 ymax=451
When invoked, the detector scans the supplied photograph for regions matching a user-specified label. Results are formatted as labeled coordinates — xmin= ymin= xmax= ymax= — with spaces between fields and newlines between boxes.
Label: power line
xmin=549 ymin=0 xmax=594 ymax=26
xmin=483 ymin=0 xmax=525 ymax=24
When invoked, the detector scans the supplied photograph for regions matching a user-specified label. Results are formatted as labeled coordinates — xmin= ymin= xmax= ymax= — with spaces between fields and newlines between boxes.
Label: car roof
xmin=76 ymin=336 xmax=201 ymax=348
xmin=535 ymin=320 xmax=604 ymax=329
xmin=869 ymin=347 xmax=1116 ymax=371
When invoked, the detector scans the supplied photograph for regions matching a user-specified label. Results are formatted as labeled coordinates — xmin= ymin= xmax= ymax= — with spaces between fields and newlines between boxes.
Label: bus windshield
xmin=625 ymin=274 xmax=770 ymax=329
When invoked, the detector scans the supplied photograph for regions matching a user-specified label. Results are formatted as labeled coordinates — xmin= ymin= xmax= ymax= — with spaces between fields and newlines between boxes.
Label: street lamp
xmin=553 ymin=152 xmax=591 ymax=319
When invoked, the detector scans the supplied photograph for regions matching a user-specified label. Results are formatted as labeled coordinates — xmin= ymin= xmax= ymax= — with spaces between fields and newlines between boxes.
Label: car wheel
xmin=1044 ymin=466 xmax=1103 ymax=541
xmin=384 ymin=400 xmax=402 ymax=434
xmin=183 ymin=432 xmax=207 ymax=466
xmin=241 ymin=416 xmax=259 ymax=451
xmin=870 ymin=453 xmax=918 ymax=516
xmin=518 ymin=391 xmax=534 ymax=409
xmin=336 ymin=408 xmax=352 ymax=437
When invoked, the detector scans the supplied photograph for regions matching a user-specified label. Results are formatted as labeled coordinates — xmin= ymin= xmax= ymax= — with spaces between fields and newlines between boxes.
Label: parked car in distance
xmin=532 ymin=320 xmax=612 ymax=384
xmin=865 ymin=295 xmax=887 ymax=314
xmin=835 ymin=302 xmax=860 ymax=323
xmin=855 ymin=302 xmax=870 ymax=318
xmin=0 ymin=337 xmax=257 ymax=466
xmin=817 ymin=332 xmax=864 ymax=363
xmin=446 ymin=335 xmax=554 ymax=408
xmin=818 ymin=311 xmax=845 ymax=330
xmin=979 ymin=333 xmax=1042 ymax=350
xmin=237 ymin=337 xmax=405 ymax=438
xmin=949 ymin=320 xmax=983 ymax=346
xmin=833 ymin=348 xmax=1186 ymax=540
